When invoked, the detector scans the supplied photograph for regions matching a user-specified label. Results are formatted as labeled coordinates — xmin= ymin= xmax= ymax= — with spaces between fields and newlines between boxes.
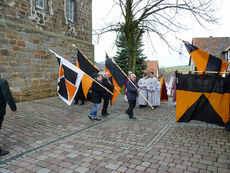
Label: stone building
xmin=0 ymin=0 xmax=94 ymax=101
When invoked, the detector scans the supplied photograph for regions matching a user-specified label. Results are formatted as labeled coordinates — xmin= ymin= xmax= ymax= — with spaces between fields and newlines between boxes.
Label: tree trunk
xmin=132 ymin=46 xmax=137 ymax=73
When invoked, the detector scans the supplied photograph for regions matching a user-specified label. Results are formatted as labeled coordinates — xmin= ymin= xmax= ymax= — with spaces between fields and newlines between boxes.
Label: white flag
xmin=50 ymin=49 xmax=85 ymax=105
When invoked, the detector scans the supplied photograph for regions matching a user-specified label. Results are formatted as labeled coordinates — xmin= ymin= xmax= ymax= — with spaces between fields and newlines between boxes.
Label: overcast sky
xmin=92 ymin=0 xmax=230 ymax=67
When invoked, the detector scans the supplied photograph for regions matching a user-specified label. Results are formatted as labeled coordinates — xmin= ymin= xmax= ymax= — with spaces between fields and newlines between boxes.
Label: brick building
xmin=144 ymin=60 xmax=159 ymax=77
xmin=0 ymin=0 xmax=94 ymax=101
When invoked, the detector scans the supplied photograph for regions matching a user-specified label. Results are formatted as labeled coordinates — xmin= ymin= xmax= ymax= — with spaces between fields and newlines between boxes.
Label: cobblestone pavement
xmin=0 ymin=96 xmax=229 ymax=173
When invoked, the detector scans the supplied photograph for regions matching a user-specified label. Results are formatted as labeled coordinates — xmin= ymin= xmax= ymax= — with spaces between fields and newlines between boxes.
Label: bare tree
xmin=96 ymin=0 xmax=217 ymax=72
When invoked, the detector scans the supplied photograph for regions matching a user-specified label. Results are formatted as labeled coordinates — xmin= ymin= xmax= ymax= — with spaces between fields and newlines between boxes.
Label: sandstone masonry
xmin=0 ymin=0 xmax=94 ymax=101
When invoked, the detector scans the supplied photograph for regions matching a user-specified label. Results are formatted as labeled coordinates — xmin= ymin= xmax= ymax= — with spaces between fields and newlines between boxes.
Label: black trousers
xmin=102 ymin=95 xmax=110 ymax=114
xmin=126 ymin=100 xmax=136 ymax=117
xmin=0 ymin=115 xmax=4 ymax=130
xmin=74 ymin=95 xmax=85 ymax=104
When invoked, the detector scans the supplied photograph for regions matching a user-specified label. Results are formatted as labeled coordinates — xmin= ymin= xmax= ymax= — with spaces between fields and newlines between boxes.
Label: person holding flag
xmin=88 ymin=74 xmax=110 ymax=121
xmin=101 ymin=72 xmax=114 ymax=116
xmin=125 ymin=74 xmax=138 ymax=119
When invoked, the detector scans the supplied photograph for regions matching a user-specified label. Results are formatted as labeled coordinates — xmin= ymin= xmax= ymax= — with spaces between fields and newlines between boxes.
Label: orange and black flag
xmin=184 ymin=41 xmax=228 ymax=73
xmin=105 ymin=55 xmax=127 ymax=104
xmin=50 ymin=50 xmax=85 ymax=105
xmin=176 ymin=72 xmax=230 ymax=126
xmin=76 ymin=49 xmax=100 ymax=98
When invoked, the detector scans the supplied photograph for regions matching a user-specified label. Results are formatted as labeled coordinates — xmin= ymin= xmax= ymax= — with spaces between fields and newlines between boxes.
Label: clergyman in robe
xmin=146 ymin=72 xmax=158 ymax=107
xmin=137 ymin=73 xmax=149 ymax=108
xmin=155 ymin=77 xmax=161 ymax=107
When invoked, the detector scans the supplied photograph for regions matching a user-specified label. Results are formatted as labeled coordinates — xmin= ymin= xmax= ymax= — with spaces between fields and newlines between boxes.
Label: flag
xmin=184 ymin=41 xmax=228 ymax=73
xmin=105 ymin=55 xmax=127 ymax=104
xmin=50 ymin=50 xmax=86 ymax=105
xmin=176 ymin=73 xmax=230 ymax=126
xmin=76 ymin=49 xmax=99 ymax=98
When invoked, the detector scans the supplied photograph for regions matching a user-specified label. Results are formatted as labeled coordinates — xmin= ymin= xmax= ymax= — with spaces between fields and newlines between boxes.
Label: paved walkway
xmin=0 ymin=96 xmax=229 ymax=173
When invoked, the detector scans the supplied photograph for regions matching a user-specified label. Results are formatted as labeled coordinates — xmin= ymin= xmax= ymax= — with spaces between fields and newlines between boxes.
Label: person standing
xmin=125 ymin=74 xmax=138 ymax=119
xmin=124 ymin=71 xmax=132 ymax=101
xmin=159 ymin=74 xmax=168 ymax=102
xmin=88 ymin=74 xmax=109 ymax=121
xmin=125 ymin=71 xmax=132 ymax=91
xmin=155 ymin=77 xmax=161 ymax=107
xmin=101 ymin=72 xmax=114 ymax=116
xmin=146 ymin=72 xmax=158 ymax=107
xmin=137 ymin=73 xmax=148 ymax=108
xmin=0 ymin=78 xmax=17 ymax=156
xmin=172 ymin=77 xmax=177 ymax=106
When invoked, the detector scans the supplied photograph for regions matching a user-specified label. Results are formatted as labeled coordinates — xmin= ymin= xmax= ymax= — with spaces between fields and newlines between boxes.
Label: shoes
xmin=102 ymin=112 xmax=110 ymax=116
xmin=129 ymin=116 xmax=136 ymax=119
xmin=101 ymin=113 xmax=107 ymax=116
xmin=0 ymin=150 xmax=9 ymax=156
xmin=73 ymin=102 xmax=78 ymax=105
xmin=94 ymin=118 xmax=101 ymax=121
xmin=125 ymin=110 xmax=129 ymax=115
xmin=139 ymin=105 xmax=146 ymax=108
xmin=88 ymin=116 xmax=93 ymax=120
xmin=106 ymin=113 xmax=110 ymax=115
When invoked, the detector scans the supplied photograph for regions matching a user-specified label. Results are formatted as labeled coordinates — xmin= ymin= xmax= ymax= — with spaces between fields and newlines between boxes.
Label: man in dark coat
xmin=0 ymin=78 xmax=17 ymax=156
xmin=101 ymin=72 xmax=114 ymax=116
xmin=125 ymin=74 xmax=138 ymax=119
xmin=88 ymin=74 xmax=109 ymax=121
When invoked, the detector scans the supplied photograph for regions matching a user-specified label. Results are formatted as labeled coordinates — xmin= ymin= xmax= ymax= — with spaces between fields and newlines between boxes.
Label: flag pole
xmin=106 ymin=53 xmax=155 ymax=110
xmin=72 ymin=44 xmax=100 ymax=71
xmin=49 ymin=48 xmax=114 ymax=96
xmin=175 ymin=70 xmax=229 ymax=74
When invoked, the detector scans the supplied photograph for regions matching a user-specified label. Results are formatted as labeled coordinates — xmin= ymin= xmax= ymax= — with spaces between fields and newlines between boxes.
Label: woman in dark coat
xmin=88 ymin=74 xmax=109 ymax=121
xmin=0 ymin=78 xmax=17 ymax=156
xmin=125 ymin=74 xmax=138 ymax=119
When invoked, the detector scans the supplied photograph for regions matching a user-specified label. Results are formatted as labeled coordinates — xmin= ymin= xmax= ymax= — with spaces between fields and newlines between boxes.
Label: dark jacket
xmin=91 ymin=79 xmax=105 ymax=104
xmin=126 ymin=80 xmax=138 ymax=101
xmin=0 ymin=79 xmax=17 ymax=127
xmin=102 ymin=77 xmax=114 ymax=97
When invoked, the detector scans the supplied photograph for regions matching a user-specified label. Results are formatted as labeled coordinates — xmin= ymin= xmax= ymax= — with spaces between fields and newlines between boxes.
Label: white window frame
xmin=36 ymin=0 xmax=45 ymax=10
xmin=67 ymin=0 xmax=74 ymax=22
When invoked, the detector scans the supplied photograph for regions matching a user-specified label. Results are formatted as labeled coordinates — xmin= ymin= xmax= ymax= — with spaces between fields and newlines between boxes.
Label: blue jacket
xmin=126 ymin=80 xmax=138 ymax=101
